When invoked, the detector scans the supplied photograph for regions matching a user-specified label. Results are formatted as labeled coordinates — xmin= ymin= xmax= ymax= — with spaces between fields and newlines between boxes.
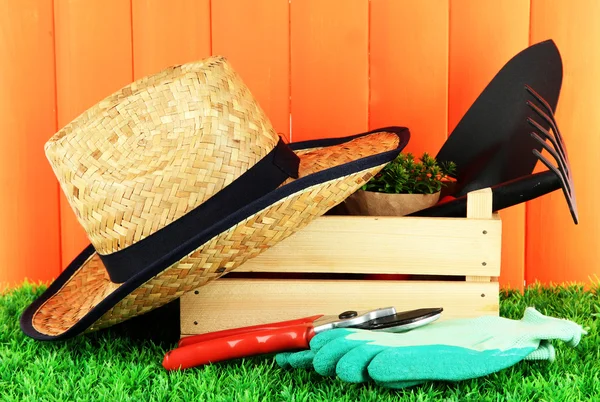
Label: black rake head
xmin=408 ymin=84 xmax=579 ymax=224
xmin=525 ymin=85 xmax=579 ymax=224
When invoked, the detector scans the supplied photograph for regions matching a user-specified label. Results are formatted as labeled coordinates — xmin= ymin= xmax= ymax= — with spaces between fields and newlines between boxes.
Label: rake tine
xmin=526 ymin=100 xmax=569 ymax=165
xmin=525 ymin=85 xmax=570 ymax=158
xmin=526 ymin=84 xmax=578 ymax=224
xmin=530 ymin=131 xmax=570 ymax=185
xmin=527 ymin=115 xmax=570 ymax=177
xmin=525 ymin=95 xmax=574 ymax=185
xmin=534 ymin=148 xmax=577 ymax=216
xmin=525 ymin=84 xmax=575 ymax=185
xmin=527 ymin=112 xmax=574 ymax=195
xmin=534 ymin=149 xmax=579 ymax=224
xmin=524 ymin=85 xmax=565 ymax=140
xmin=533 ymin=149 xmax=572 ymax=197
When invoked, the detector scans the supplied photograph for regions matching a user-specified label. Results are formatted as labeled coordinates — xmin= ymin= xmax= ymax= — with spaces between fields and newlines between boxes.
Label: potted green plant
xmin=343 ymin=152 xmax=457 ymax=216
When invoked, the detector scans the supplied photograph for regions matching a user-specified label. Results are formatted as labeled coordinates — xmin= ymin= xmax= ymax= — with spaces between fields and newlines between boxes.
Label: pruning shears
xmin=162 ymin=306 xmax=443 ymax=370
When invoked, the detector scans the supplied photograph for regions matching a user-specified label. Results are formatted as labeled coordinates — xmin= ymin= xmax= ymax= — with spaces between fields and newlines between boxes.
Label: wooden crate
xmin=180 ymin=188 xmax=502 ymax=337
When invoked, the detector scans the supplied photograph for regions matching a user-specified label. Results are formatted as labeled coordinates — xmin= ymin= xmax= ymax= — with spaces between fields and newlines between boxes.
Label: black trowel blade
xmin=436 ymin=40 xmax=563 ymax=197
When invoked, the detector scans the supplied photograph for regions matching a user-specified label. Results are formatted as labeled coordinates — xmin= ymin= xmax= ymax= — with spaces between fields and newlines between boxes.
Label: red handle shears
xmin=162 ymin=306 xmax=442 ymax=371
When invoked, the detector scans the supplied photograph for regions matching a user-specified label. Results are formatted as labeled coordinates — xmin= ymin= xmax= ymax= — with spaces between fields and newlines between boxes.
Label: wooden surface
xmin=369 ymin=0 xmax=449 ymax=156
xmin=54 ymin=0 xmax=133 ymax=267
xmin=448 ymin=0 xmax=530 ymax=290
xmin=527 ymin=0 xmax=600 ymax=286
xmin=290 ymin=0 xmax=369 ymax=141
xmin=0 ymin=0 xmax=60 ymax=288
xmin=237 ymin=214 xmax=501 ymax=276
xmin=132 ymin=0 xmax=211 ymax=79
xmin=212 ymin=0 xmax=290 ymax=142
xmin=1 ymin=1 xmax=597 ymax=290
xmin=466 ymin=188 xmax=493 ymax=219
xmin=180 ymin=278 xmax=500 ymax=335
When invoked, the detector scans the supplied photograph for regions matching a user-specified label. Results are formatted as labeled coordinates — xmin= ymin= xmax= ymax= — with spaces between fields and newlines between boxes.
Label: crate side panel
xmin=181 ymin=278 xmax=499 ymax=335
xmin=236 ymin=216 xmax=501 ymax=276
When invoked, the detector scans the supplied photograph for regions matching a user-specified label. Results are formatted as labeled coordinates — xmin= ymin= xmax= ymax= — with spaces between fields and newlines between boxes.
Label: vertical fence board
xmin=527 ymin=0 xmax=600 ymax=286
xmin=54 ymin=0 xmax=133 ymax=268
xmin=449 ymin=0 xmax=530 ymax=290
xmin=0 ymin=0 xmax=59 ymax=288
xmin=212 ymin=0 xmax=290 ymax=142
xmin=132 ymin=0 xmax=211 ymax=80
xmin=5 ymin=1 xmax=599 ymax=289
xmin=290 ymin=0 xmax=368 ymax=142
xmin=370 ymin=0 xmax=449 ymax=155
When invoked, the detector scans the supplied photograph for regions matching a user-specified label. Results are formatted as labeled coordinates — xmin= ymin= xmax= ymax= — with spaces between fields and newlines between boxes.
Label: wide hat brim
xmin=21 ymin=127 xmax=409 ymax=340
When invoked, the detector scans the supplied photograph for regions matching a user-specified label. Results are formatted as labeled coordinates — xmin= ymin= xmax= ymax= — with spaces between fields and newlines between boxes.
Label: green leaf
xmin=363 ymin=152 xmax=456 ymax=194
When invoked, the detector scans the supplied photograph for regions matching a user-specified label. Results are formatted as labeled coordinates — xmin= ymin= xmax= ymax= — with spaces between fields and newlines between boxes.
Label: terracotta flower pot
xmin=342 ymin=190 xmax=441 ymax=217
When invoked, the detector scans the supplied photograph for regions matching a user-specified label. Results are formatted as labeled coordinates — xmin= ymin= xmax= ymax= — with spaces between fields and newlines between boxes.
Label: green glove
xmin=276 ymin=307 xmax=586 ymax=389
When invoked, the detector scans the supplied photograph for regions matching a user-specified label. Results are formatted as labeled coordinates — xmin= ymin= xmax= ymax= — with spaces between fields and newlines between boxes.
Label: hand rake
xmin=411 ymin=85 xmax=579 ymax=224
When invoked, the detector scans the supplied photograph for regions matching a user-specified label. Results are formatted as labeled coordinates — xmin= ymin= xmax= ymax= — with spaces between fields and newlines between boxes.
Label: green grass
xmin=1 ymin=282 xmax=599 ymax=401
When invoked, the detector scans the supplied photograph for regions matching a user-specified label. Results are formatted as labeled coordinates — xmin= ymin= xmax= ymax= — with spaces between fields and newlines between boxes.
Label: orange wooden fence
xmin=1 ymin=0 xmax=598 ymax=290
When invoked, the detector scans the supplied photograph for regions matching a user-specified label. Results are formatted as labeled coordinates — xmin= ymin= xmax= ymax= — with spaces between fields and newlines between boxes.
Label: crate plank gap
xmin=180 ymin=187 xmax=501 ymax=337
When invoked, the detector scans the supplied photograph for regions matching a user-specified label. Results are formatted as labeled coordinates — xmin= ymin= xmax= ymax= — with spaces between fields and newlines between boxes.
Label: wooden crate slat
xmin=181 ymin=278 xmax=499 ymax=336
xmin=235 ymin=214 xmax=501 ymax=276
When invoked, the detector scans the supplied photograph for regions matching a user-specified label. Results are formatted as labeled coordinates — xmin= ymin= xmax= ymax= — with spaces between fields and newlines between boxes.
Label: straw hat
xmin=20 ymin=56 xmax=409 ymax=340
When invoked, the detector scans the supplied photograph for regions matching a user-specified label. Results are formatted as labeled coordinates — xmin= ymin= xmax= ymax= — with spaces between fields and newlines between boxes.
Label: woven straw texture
xmin=44 ymin=56 xmax=279 ymax=256
xmin=32 ymin=132 xmax=400 ymax=336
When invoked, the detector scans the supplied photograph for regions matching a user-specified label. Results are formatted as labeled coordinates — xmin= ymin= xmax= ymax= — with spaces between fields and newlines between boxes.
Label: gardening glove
xmin=275 ymin=307 xmax=586 ymax=389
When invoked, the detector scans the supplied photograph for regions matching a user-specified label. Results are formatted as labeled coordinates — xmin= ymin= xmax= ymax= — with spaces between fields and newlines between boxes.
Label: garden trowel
xmin=436 ymin=39 xmax=563 ymax=197
xmin=411 ymin=39 xmax=578 ymax=224
xmin=411 ymin=85 xmax=578 ymax=224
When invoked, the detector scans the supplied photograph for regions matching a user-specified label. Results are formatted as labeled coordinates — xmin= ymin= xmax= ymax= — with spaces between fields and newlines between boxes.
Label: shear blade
xmin=351 ymin=307 xmax=443 ymax=332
